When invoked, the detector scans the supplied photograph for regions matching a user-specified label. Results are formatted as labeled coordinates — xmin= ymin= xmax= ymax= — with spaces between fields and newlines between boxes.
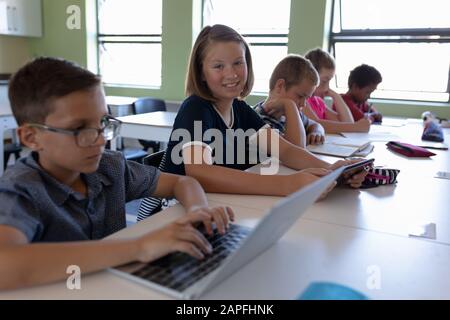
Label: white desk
xmin=208 ymin=122 xmax=450 ymax=245
xmin=1 ymin=198 xmax=450 ymax=300
xmin=111 ymin=111 xmax=177 ymax=151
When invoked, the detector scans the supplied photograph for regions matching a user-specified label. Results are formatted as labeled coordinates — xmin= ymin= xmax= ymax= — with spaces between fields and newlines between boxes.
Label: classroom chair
xmin=132 ymin=97 xmax=167 ymax=153
xmin=137 ymin=150 xmax=167 ymax=220
xmin=106 ymin=104 xmax=148 ymax=162
xmin=3 ymin=141 xmax=22 ymax=170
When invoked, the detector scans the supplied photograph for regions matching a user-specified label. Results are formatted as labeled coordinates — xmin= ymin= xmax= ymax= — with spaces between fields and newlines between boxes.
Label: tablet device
xmin=336 ymin=158 xmax=375 ymax=185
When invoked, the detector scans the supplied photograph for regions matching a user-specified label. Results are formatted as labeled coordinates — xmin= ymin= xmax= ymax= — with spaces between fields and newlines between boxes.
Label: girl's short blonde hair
xmin=269 ymin=54 xmax=319 ymax=91
xmin=185 ymin=24 xmax=254 ymax=102
xmin=304 ymin=48 xmax=335 ymax=73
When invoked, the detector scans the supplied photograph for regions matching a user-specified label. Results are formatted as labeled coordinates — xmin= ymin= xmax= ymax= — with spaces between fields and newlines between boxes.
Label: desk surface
xmin=118 ymin=111 xmax=177 ymax=127
xmin=0 ymin=120 xmax=449 ymax=299
xmin=1 ymin=199 xmax=450 ymax=300
xmin=105 ymin=96 xmax=137 ymax=106
xmin=209 ymin=122 xmax=450 ymax=244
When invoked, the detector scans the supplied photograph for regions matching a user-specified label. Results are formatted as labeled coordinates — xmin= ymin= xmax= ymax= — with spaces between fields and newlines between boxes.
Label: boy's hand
xmin=263 ymin=98 xmax=295 ymax=119
xmin=307 ymin=131 xmax=325 ymax=145
xmin=135 ymin=211 xmax=217 ymax=262
xmin=186 ymin=205 xmax=235 ymax=236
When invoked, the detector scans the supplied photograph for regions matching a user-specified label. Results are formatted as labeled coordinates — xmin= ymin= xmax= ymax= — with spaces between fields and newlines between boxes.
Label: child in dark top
xmin=0 ymin=57 xmax=233 ymax=290
xmin=340 ymin=64 xmax=383 ymax=123
xmin=162 ymin=25 xmax=366 ymax=200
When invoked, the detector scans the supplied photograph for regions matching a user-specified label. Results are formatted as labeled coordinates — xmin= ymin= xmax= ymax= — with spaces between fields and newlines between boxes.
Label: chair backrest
xmin=142 ymin=150 xmax=165 ymax=168
xmin=133 ymin=97 xmax=166 ymax=115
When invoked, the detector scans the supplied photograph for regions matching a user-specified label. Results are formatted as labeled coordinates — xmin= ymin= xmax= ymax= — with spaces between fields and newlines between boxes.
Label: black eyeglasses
xmin=28 ymin=115 xmax=122 ymax=147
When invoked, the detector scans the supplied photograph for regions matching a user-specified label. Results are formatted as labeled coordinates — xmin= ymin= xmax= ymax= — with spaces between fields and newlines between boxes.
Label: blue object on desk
xmin=298 ymin=282 xmax=369 ymax=300
xmin=422 ymin=121 xmax=444 ymax=142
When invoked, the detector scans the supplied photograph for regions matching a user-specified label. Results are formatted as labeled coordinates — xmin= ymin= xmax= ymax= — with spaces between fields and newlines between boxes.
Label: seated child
xmin=304 ymin=48 xmax=370 ymax=133
xmin=254 ymin=54 xmax=325 ymax=148
xmin=338 ymin=64 xmax=383 ymax=123
xmin=0 ymin=57 xmax=233 ymax=290
xmin=137 ymin=25 xmax=368 ymax=220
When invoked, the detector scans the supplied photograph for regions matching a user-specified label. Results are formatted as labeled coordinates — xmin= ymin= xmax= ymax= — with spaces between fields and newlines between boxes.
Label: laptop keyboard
xmin=130 ymin=224 xmax=251 ymax=292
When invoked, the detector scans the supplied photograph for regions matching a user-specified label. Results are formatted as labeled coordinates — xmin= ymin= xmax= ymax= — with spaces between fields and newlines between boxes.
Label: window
xmin=330 ymin=0 xmax=450 ymax=102
xmin=203 ymin=0 xmax=291 ymax=93
xmin=97 ymin=0 xmax=162 ymax=87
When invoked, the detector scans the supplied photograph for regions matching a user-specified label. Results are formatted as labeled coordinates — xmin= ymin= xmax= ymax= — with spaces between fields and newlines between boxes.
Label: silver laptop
xmin=110 ymin=167 xmax=344 ymax=299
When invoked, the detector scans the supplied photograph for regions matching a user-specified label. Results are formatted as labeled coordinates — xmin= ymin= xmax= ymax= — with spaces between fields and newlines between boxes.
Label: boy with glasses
xmin=0 ymin=57 xmax=234 ymax=290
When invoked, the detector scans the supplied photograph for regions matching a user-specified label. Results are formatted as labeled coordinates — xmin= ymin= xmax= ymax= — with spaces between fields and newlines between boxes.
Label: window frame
xmin=329 ymin=0 xmax=450 ymax=103
xmin=201 ymin=0 xmax=289 ymax=94
xmin=96 ymin=0 xmax=163 ymax=88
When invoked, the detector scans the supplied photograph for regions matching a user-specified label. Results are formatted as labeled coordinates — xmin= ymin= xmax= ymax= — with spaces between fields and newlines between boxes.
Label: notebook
xmin=307 ymin=134 xmax=372 ymax=158
xmin=109 ymin=167 xmax=345 ymax=299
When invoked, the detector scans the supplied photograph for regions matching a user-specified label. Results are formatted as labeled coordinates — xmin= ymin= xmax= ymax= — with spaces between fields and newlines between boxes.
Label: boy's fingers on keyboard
xmin=180 ymin=210 xmax=211 ymax=225
xmin=211 ymin=209 xmax=227 ymax=235
xmin=176 ymin=242 xmax=205 ymax=260
xmin=198 ymin=212 xmax=213 ymax=235
xmin=226 ymin=206 xmax=235 ymax=221
xmin=216 ymin=207 xmax=231 ymax=227
xmin=187 ymin=207 xmax=215 ymax=235
xmin=178 ymin=227 xmax=212 ymax=255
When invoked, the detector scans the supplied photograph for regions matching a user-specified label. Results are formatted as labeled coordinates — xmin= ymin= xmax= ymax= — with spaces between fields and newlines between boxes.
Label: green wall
xmin=29 ymin=0 xmax=87 ymax=67
xmin=24 ymin=0 xmax=450 ymax=118
xmin=0 ymin=36 xmax=30 ymax=73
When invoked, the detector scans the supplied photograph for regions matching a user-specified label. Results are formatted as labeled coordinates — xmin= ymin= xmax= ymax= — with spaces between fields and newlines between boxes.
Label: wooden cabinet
xmin=0 ymin=0 xmax=42 ymax=37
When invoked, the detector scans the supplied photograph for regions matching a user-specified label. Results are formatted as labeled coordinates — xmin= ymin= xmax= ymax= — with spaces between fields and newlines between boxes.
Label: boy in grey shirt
xmin=254 ymin=54 xmax=325 ymax=148
xmin=0 ymin=57 xmax=233 ymax=290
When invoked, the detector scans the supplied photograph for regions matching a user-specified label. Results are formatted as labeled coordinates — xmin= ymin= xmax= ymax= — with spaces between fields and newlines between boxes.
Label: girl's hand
xmin=331 ymin=158 xmax=369 ymax=188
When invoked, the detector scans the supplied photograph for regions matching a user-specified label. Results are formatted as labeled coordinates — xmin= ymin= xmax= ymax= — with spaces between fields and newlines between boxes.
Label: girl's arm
xmin=256 ymin=128 xmax=331 ymax=170
xmin=183 ymin=144 xmax=323 ymax=196
xmin=304 ymin=105 xmax=370 ymax=133
xmin=153 ymin=173 xmax=208 ymax=212
xmin=325 ymin=89 xmax=354 ymax=122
